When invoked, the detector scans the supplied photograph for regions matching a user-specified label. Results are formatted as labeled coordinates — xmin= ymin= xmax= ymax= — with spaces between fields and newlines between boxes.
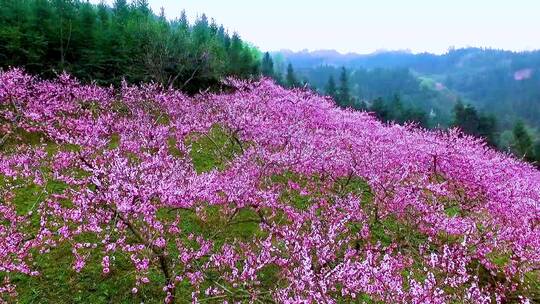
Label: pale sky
xmin=92 ymin=0 xmax=540 ymax=54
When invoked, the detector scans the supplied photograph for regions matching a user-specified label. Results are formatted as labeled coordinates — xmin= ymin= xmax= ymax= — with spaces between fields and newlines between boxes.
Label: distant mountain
xmin=275 ymin=48 xmax=540 ymax=71
xmin=274 ymin=48 xmax=540 ymax=129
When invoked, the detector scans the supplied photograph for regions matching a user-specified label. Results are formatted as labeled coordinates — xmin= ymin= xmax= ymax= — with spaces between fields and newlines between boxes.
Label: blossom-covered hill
xmin=1 ymin=69 xmax=539 ymax=303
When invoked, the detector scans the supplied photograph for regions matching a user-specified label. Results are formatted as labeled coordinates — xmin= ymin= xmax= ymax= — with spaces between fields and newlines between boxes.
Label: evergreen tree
xmin=390 ymin=94 xmax=404 ymax=122
xmin=534 ymin=141 xmax=540 ymax=163
xmin=192 ymin=14 xmax=210 ymax=46
xmin=273 ymin=71 xmax=285 ymax=86
xmin=338 ymin=67 xmax=350 ymax=106
xmin=453 ymin=100 xmax=480 ymax=135
xmin=178 ymin=10 xmax=189 ymax=32
xmin=453 ymin=100 xmax=498 ymax=145
xmin=300 ymin=77 xmax=310 ymax=88
xmin=370 ymin=97 xmax=390 ymax=122
xmin=512 ymin=120 xmax=534 ymax=160
xmin=261 ymin=52 xmax=274 ymax=78
xmin=227 ymin=33 xmax=245 ymax=76
xmin=401 ymin=107 xmax=429 ymax=128
xmin=135 ymin=0 xmax=151 ymax=16
xmin=158 ymin=7 xmax=166 ymax=20
xmin=286 ymin=63 xmax=298 ymax=88
xmin=0 ymin=0 xmax=260 ymax=92
xmin=357 ymin=100 xmax=368 ymax=111
xmin=112 ymin=0 xmax=129 ymax=21
xmin=478 ymin=114 xmax=498 ymax=146
xmin=325 ymin=75 xmax=338 ymax=100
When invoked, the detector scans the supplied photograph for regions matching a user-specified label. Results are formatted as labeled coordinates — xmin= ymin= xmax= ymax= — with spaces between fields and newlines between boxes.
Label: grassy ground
xmin=5 ymin=126 xmax=535 ymax=303
xmin=0 ymin=125 xmax=451 ymax=303
xmin=2 ymin=127 xmax=289 ymax=303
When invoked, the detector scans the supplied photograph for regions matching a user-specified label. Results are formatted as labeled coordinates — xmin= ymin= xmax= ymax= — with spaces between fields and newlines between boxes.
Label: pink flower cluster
xmin=0 ymin=69 xmax=539 ymax=303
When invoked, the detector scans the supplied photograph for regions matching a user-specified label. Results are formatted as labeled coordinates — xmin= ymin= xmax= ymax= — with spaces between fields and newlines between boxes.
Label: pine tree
xmin=0 ymin=0 xmax=258 ymax=91
xmin=453 ymin=100 xmax=466 ymax=125
xmin=534 ymin=141 xmax=540 ymax=163
xmin=478 ymin=114 xmax=498 ymax=146
xmin=370 ymin=97 xmax=390 ymax=122
xmin=301 ymin=77 xmax=310 ymax=89
xmin=453 ymin=100 xmax=480 ymax=136
xmin=325 ymin=75 xmax=337 ymax=100
xmin=228 ymin=33 xmax=245 ymax=76
xmin=112 ymin=0 xmax=129 ymax=20
xmin=96 ymin=2 xmax=110 ymax=26
xmin=357 ymin=100 xmax=368 ymax=111
xmin=286 ymin=63 xmax=298 ymax=88
xmin=390 ymin=94 xmax=404 ymax=122
xmin=135 ymin=0 xmax=151 ymax=16
xmin=159 ymin=7 xmax=166 ymax=21
xmin=401 ymin=107 xmax=429 ymax=128
xmin=512 ymin=120 xmax=534 ymax=160
xmin=338 ymin=67 xmax=350 ymax=107
xmin=261 ymin=52 xmax=274 ymax=78
xmin=192 ymin=14 xmax=210 ymax=46
xmin=178 ymin=10 xmax=189 ymax=32
xmin=273 ymin=71 xmax=285 ymax=86
xmin=77 ymin=1 xmax=98 ymax=77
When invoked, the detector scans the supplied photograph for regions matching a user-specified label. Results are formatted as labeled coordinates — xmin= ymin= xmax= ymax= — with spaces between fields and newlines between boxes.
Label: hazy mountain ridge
xmin=275 ymin=48 xmax=540 ymax=129
xmin=275 ymin=47 xmax=540 ymax=71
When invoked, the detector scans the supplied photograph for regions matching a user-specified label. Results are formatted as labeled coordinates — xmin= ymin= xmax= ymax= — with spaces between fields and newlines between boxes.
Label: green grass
xmin=3 ymin=127 xmax=538 ymax=303
xmin=0 ymin=129 xmax=410 ymax=303
xmin=1 ymin=127 xmax=265 ymax=303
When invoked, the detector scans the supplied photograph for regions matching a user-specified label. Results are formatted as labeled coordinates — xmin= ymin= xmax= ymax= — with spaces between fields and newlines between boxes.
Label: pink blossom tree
xmin=0 ymin=69 xmax=539 ymax=303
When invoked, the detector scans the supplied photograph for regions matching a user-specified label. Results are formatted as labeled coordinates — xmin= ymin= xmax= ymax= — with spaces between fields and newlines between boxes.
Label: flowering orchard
xmin=0 ymin=69 xmax=539 ymax=303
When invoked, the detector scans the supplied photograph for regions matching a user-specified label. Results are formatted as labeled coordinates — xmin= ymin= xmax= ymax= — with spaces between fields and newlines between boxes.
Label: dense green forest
xmin=0 ymin=0 xmax=260 ymax=93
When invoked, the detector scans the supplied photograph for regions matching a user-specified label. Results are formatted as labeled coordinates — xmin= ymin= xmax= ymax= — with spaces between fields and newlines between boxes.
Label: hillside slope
xmin=1 ymin=69 xmax=539 ymax=302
